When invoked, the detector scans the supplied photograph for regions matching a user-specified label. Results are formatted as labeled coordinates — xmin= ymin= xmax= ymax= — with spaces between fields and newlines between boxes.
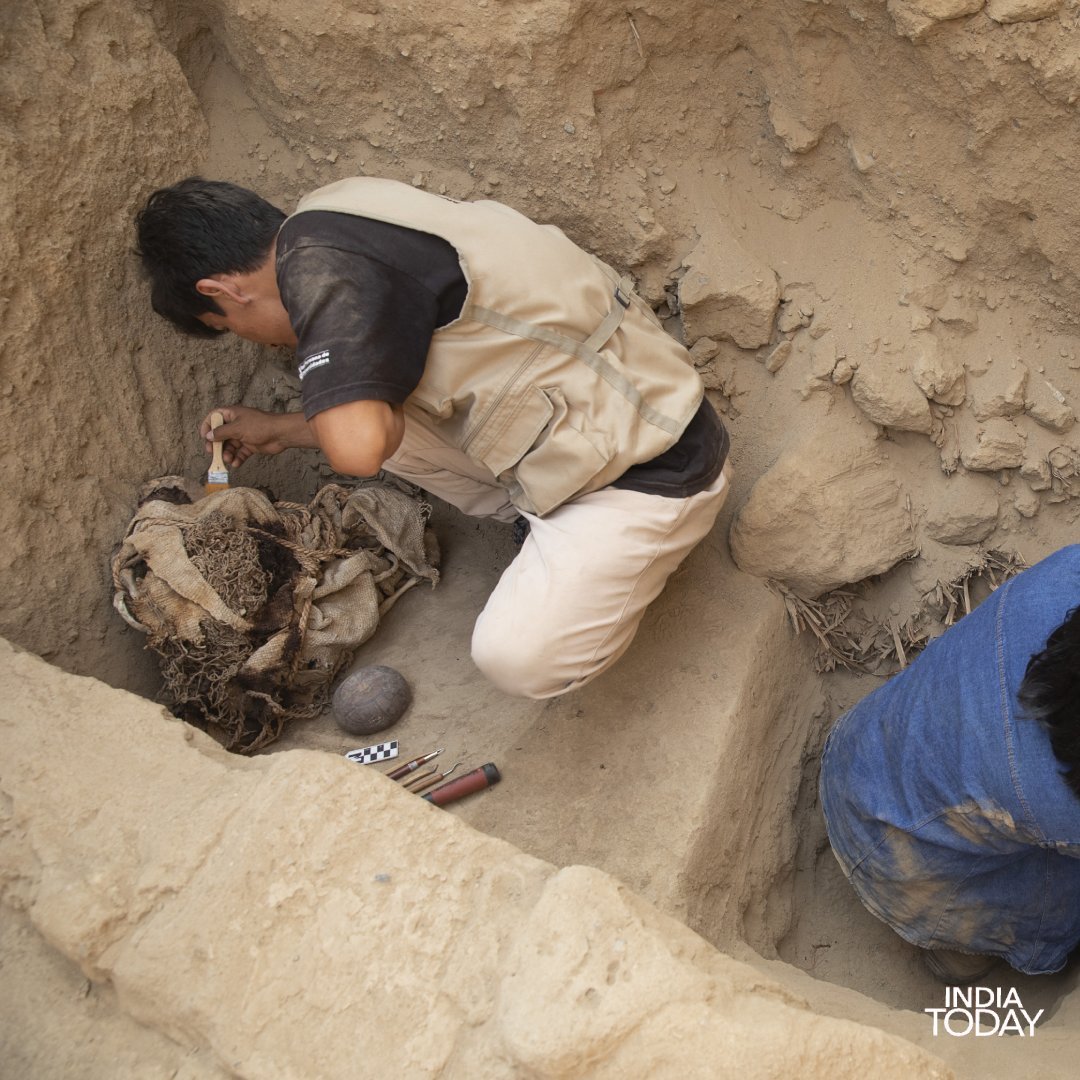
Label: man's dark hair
xmin=1018 ymin=604 xmax=1080 ymax=798
xmin=134 ymin=177 xmax=285 ymax=336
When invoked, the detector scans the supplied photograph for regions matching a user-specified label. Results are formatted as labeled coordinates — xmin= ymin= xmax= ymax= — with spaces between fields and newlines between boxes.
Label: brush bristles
xmin=204 ymin=481 xmax=230 ymax=494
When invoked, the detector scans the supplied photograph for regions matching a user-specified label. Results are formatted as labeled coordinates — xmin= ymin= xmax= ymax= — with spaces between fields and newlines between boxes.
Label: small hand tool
xmin=423 ymin=763 xmax=500 ymax=806
xmin=401 ymin=765 xmax=439 ymax=790
xmin=408 ymin=762 xmax=462 ymax=794
xmin=205 ymin=410 xmax=230 ymax=494
xmin=386 ymin=748 xmax=443 ymax=781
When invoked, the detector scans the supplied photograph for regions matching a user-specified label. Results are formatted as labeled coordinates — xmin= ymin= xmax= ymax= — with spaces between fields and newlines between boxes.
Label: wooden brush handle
xmin=209 ymin=410 xmax=227 ymax=474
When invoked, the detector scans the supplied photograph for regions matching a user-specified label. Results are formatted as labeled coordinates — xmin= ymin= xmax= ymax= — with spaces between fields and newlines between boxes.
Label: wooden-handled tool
xmin=205 ymin=410 xmax=230 ymax=494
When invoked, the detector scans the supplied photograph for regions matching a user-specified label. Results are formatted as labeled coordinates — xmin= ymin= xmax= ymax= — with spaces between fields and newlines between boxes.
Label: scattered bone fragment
xmin=848 ymin=140 xmax=876 ymax=173
xmin=832 ymin=358 xmax=856 ymax=385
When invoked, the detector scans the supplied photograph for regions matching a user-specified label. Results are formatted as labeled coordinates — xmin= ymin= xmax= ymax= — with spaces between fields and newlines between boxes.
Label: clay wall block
xmin=678 ymin=231 xmax=781 ymax=350
xmin=729 ymin=429 xmax=917 ymax=598
xmin=849 ymin=353 xmax=933 ymax=433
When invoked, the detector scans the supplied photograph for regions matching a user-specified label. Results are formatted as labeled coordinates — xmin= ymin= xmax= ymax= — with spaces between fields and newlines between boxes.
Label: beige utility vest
xmin=291 ymin=178 xmax=703 ymax=517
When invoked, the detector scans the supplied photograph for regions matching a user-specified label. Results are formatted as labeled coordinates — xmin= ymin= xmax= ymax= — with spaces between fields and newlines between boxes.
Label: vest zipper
xmin=459 ymin=341 xmax=546 ymax=454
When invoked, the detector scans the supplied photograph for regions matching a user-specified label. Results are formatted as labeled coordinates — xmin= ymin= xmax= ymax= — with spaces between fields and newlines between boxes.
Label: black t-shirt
xmin=276 ymin=211 xmax=728 ymax=498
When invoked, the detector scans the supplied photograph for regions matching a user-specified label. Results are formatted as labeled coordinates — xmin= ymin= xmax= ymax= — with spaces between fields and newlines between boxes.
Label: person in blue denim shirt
xmin=820 ymin=546 xmax=1080 ymax=982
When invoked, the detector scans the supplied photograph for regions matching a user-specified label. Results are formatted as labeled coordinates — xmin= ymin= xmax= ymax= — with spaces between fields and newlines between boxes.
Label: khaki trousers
xmin=383 ymin=408 xmax=731 ymax=698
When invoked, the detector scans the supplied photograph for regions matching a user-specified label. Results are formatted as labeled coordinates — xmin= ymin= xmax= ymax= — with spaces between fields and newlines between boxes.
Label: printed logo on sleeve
xmin=298 ymin=350 xmax=331 ymax=380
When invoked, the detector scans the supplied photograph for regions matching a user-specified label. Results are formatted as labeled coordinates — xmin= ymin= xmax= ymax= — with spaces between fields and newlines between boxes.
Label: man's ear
xmin=195 ymin=275 xmax=249 ymax=305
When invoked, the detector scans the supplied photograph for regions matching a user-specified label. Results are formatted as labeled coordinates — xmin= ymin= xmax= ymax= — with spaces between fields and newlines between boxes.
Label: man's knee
xmin=470 ymin=621 xmax=569 ymax=699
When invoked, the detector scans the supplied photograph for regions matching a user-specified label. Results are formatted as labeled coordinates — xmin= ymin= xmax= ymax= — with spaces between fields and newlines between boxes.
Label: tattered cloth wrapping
xmin=112 ymin=478 xmax=439 ymax=753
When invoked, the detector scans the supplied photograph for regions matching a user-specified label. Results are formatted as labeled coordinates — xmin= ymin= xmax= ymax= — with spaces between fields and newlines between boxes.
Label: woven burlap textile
xmin=112 ymin=478 xmax=439 ymax=753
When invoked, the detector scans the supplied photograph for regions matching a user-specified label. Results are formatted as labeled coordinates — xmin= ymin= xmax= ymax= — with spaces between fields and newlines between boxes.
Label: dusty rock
xmin=934 ymin=297 xmax=979 ymax=333
xmin=904 ymin=283 xmax=950 ymax=311
xmin=848 ymin=140 xmax=877 ymax=173
xmin=730 ymin=429 xmax=917 ymax=597
xmin=689 ymin=337 xmax=721 ymax=365
xmin=969 ymin=360 xmax=1028 ymax=420
xmin=1025 ymin=376 xmax=1075 ymax=432
xmin=777 ymin=294 xmax=815 ymax=333
xmin=767 ymin=101 xmax=823 ymax=153
xmin=911 ymin=335 xmax=965 ymax=406
xmin=678 ymin=230 xmax=781 ymax=349
xmin=924 ymin=482 xmax=999 ymax=545
xmin=959 ymin=417 xmax=1027 ymax=471
xmin=850 ymin=353 xmax=933 ymax=433
xmin=1020 ymin=454 xmax=1053 ymax=491
xmin=1013 ymin=484 xmax=1040 ymax=518
xmin=832 ymin=358 xmax=856 ymax=384
xmin=765 ymin=339 xmax=793 ymax=373
xmin=987 ymin=0 xmax=1061 ymax=22
xmin=888 ymin=0 xmax=985 ymax=39
xmin=809 ymin=338 xmax=840 ymax=382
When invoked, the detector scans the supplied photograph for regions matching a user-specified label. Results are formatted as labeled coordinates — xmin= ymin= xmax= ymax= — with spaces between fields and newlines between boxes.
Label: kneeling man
xmin=135 ymin=176 xmax=730 ymax=699
xmin=821 ymin=546 xmax=1080 ymax=982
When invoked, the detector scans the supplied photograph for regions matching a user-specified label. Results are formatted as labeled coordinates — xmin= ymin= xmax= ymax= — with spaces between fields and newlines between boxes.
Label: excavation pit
xmin=5 ymin=1 xmax=1080 ymax=1076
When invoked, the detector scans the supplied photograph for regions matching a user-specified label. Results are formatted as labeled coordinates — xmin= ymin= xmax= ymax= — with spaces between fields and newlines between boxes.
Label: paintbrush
xmin=205 ymin=410 xmax=230 ymax=494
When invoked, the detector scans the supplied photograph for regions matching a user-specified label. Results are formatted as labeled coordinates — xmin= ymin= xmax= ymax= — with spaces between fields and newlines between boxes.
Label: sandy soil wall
xmin=5 ymin=0 xmax=1080 ymax=686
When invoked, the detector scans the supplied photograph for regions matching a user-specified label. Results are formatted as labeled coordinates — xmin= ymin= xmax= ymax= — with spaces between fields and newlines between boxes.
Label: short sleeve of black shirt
xmin=276 ymin=208 xmax=727 ymax=498
xmin=275 ymin=210 xmax=467 ymax=420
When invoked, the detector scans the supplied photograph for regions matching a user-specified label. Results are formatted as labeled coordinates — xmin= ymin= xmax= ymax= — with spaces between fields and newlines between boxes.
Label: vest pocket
xmin=473 ymin=383 xmax=555 ymax=478
xmin=511 ymin=387 xmax=610 ymax=516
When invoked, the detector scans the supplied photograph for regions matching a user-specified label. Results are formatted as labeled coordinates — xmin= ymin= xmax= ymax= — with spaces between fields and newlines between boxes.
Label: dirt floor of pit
xmin=267 ymin=444 xmax=817 ymax=940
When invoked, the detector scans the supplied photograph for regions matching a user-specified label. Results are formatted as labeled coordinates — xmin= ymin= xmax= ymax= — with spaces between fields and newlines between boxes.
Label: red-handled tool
xmin=423 ymin=763 xmax=501 ymax=806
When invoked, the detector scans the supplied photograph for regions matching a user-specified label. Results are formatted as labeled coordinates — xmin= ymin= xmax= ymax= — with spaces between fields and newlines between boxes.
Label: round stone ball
xmin=332 ymin=665 xmax=412 ymax=736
